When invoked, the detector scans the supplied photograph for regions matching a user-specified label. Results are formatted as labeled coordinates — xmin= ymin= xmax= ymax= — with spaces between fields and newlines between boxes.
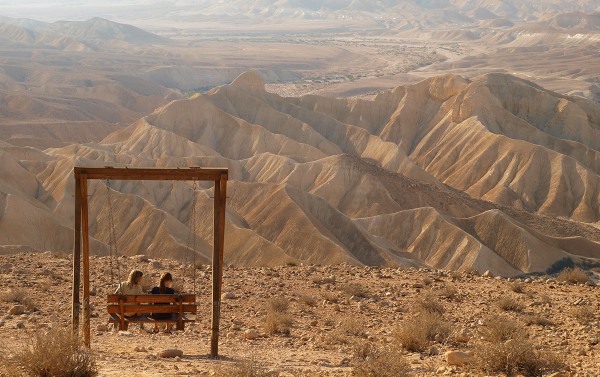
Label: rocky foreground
xmin=0 ymin=252 xmax=598 ymax=376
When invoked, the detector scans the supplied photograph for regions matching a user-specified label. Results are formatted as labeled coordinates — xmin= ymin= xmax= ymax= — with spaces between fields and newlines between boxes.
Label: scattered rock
xmin=96 ymin=324 xmax=109 ymax=332
xmin=222 ymin=292 xmax=236 ymax=300
xmin=454 ymin=329 xmax=470 ymax=343
xmin=151 ymin=261 xmax=162 ymax=269
xmin=157 ymin=349 xmax=184 ymax=358
xmin=245 ymin=329 xmax=259 ymax=340
xmin=90 ymin=287 xmax=97 ymax=296
xmin=482 ymin=270 xmax=494 ymax=278
xmin=133 ymin=255 xmax=149 ymax=262
xmin=118 ymin=331 xmax=133 ymax=336
xmin=134 ymin=346 xmax=147 ymax=352
xmin=445 ymin=351 xmax=472 ymax=366
xmin=429 ymin=345 xmax=440 ymax=356
xmin=15 ymin=321 xmax=25 ymax=329
xmin=9 ymin=305 xmax=26 ymax=315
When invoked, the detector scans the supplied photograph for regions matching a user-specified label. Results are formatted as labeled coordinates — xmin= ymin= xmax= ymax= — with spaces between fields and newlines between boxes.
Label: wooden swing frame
xmin=71 ymin=166 xmax=228 ymax=358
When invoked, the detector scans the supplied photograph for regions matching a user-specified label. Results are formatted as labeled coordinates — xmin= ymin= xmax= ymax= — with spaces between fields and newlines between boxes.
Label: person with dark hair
xmin=150 ymin=272 xmax=176 ymax=333
xmin=151 ymin=272 xmax=175 ymax=295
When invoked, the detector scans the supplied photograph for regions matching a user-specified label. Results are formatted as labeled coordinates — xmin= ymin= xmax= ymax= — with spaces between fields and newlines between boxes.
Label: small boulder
xmin=133 ymin=254 xmax=149 ymax=262
xmin=221 ymin=292 xmax=236 ymax=300
xmin=157 ymin=349 xmax=184 ymax=358
xmin=9 ymin=305 xmax=26 ymax=315
xmin=245 ymin=329 xmax=259 ymax=340
xmin=482 ymin=270 xmax=494 ymax=278
xmin=150 ymin=261 xmax=162 ymax=269
xmin=445 ymin=351 xmax=472 ymax=366
xmin=96 ymin=324 xmax=109 ymax=332
xmin=15 ymin=321 xmax=25 ymax=329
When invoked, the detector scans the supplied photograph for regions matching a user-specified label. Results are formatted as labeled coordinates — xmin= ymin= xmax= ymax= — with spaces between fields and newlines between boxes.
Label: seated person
xmin=150 ymin=272 xmax=176 ymax=332
xmin=115 ymin=269 xmax=145 ymax=330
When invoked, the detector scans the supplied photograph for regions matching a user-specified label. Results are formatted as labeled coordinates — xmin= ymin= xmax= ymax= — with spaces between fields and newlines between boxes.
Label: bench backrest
xmin=107 ymin=294 xmax=196 ymax=304
xmin=106 ymin=294 xmax=197 ymax=315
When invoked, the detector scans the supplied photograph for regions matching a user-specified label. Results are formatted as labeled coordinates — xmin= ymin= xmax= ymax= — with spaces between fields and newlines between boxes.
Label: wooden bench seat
xmin=107 ymin=294 xmax=197 ymax=331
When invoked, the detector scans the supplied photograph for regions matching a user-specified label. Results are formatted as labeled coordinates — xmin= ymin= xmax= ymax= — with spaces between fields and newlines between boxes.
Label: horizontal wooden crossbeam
xmin=74 ymin=167 xmax=228 ymax=181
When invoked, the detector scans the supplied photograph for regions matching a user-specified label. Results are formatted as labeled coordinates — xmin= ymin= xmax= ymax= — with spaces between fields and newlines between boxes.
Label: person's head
xmin=159 ymin=272 xmax=173 ymax=293
xmin=128 ymin=270 xmax=143 ymax=286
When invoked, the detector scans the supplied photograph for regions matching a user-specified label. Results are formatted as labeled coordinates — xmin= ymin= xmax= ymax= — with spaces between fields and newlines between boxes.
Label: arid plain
xmin=0 ymin=1 xmax=600 ymax=376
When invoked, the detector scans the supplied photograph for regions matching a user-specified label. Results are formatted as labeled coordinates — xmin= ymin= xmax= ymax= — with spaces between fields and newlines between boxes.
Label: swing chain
xmin=106 ymin=179 xmax=122 ymax=288
xmin=184 ymin=181 xmax=198 ymax=294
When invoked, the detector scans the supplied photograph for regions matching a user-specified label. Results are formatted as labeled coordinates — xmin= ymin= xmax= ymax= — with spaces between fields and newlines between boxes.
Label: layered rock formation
xmin=1 ymin=72 xmax=599 ymax=276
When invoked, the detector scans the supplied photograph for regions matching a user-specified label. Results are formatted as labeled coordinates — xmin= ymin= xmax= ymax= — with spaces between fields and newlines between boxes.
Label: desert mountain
xmin=1 ymin=72 xmax=599 ymax=276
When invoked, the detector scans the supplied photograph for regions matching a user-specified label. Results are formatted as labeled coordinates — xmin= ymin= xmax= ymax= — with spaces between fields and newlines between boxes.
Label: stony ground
xmin=0 ymin=252 xmax=598 ymax=376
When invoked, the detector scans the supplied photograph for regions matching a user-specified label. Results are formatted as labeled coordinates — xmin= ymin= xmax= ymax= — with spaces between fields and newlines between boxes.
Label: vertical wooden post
xmin=80 ymin=176 xmax=91 ymax=348
xmin=210 ymin=176 xmax=227 ymax=358
xmin=72 ymin=173 xmax=82 ymax=335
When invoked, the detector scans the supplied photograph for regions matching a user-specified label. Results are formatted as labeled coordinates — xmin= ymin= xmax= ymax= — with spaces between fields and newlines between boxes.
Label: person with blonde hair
xmin=115 ymin=269 xmax=144 ymax=295
xmin=115 ymin=269 xmax=145 ymax=328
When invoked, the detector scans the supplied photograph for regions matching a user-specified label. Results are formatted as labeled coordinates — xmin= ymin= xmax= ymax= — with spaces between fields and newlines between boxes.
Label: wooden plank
xmin=211 ymin=176 xmax=227 ymax=358
xmin=71 ymin=175 xmax=81 ymax=336
xmin=81 ymin=176 xmax=91 ymax=347
xmin=107 ymin=305 xmax=197 ymax=314
xmin=107 ymin=294 xmax=196 ymax=304
xmin=74 ymin=167 xmax=228 ymax=181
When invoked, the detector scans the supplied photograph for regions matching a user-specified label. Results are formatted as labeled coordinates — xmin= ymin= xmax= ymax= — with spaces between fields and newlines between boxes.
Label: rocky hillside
xmin=1 ymin=72 xmax=599 ymax=276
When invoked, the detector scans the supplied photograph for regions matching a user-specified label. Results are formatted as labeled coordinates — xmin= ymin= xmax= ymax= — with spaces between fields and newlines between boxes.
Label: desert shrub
xmin=475 ymin=316 xmax=565 ymax=376
xmin=481 ymin=315 xmax=523 ymax=342
xmin=213 ymin=356 xmax=271 ymax=377
xmin=298 ymin=295 xmax=317 ymax=307
xmin=557 ymin=268 xmax=589 ymax=284
xmin=264 ymin=312 xmax=292 ymax=335
xmin=510 ymin=282 xmax=526 ymax=294
xmin=415 ymin=294 xmax=445 ymax=314
xmin=474 ymin=337 xmax=565 ymax=377
xmin=497 ymin=295 xmax=524 ymax=312
xmin=340 ymin=282 xmax=369 ymax=298
xmin=352 ymin=343 xmax=411 ymax=377
xmin=571 ymin=306 xmax=595 ymax=325
xmin=338 ymin=317 xmax=365 ymax=337
xmin=438 ymin=285 xmax=459 ymax=300
xmin=525 ymin=315 xmax=555 ymax=327
xmin=546 ymin=257 xmax=575 ymax=275
xmin=312 ymin=276 xmax=336 ymax=285
xmin=3 ymin=328 xmax=97 ymax=377
xmin=394 ymin=312 xmax=450 ymax=352
xmin=0 ymin=287 xmax=34 ymax=310
xmin=267 ymin=297 xmax=289 ymax=313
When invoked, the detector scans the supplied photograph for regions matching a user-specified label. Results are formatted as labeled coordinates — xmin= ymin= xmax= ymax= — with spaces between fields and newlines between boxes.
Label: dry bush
xmin=0 ymin=287 xmax=34 ymax=310
xmin=497 ymin=295 xmax=524 ymax=312
xmin=312 ymin=276 xmax=336 ymax=285
xmin=415 ymin=294 xmax=445 ymax=314
xmin=481 ymin=315 xmax=523 ymax=342
xmin=352 ymin=343 xmax=411 ymax=377
xmin=510 ymin=282 xmax=526 ymax=294
xmin=557 ymin=268 xmax=589 ymax=284
xmin=525 ymin=315 xmax=555 ymax=327
xmin=213 ymin=357 xmax=271 ymax=377
xmin=571 ymin=306 xmax=596 ymax=325
xmin=474 ymin=337 xmax=565 ymax=377
xmin=438 ymin=285 xmax=459 ymax=300
xmin=338 ymin=317 xmax=365 ymax=337
xmin=298 ymin=295 xmax=317 ymax=307
xmin=264 ymin=312 xmax=292 ymax=335
xmin=394 ymin=312 xmax=450 ymax=352
xmin=340 ymin=282 xmax=369 ymax=298
xmin=475 ymin=316 xmax=565 ymax=376
xmin=3 ymin=328 xmax=97 ymax=377
xmin=267 ymin=297 xmax=289 ymax=313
